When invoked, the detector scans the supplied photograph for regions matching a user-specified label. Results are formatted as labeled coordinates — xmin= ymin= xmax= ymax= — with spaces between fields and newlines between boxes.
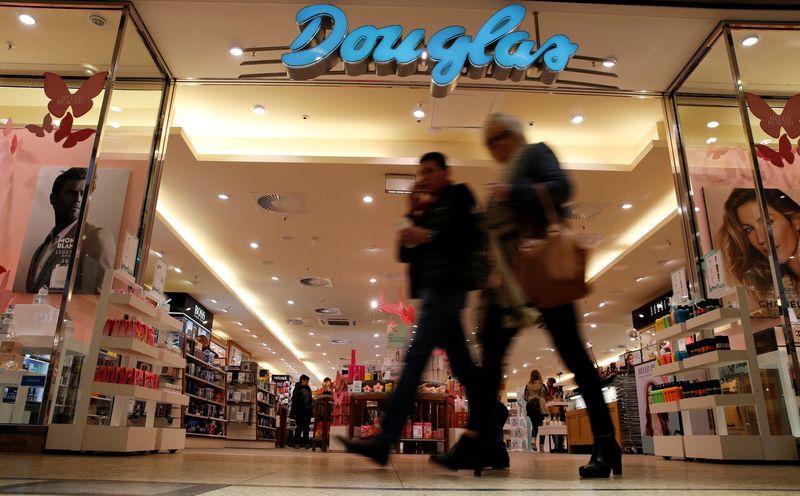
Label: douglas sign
xmin=281 ymin=4 xmax=578 ymax=97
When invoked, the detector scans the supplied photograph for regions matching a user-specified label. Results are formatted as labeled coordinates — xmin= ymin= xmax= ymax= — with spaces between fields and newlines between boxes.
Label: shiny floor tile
xmin=1 ymin=449 xmax=799 ymax=496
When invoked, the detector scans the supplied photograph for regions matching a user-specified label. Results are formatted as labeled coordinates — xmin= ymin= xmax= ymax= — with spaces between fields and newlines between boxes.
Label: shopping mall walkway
xmin=0 ymin=449 xmax=799 ymax=495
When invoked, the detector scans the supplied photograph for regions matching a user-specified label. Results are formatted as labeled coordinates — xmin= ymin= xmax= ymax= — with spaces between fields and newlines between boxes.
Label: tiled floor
xmin=0 ymin=449 xmax=799 ymax=495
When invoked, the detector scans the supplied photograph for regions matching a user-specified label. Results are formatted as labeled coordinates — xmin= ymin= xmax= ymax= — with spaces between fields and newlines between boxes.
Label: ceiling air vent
xmin=286 ymin=318 xmax=307 ymax=326
xmin=563 ymin=201 xmax=606 ymax=221
xmin=314 ymin=307 xmax=341 ymax=316
xmin=300 ymin=277 xmax=333 ymax=288
xmin=250 ymin=192 xmax=306 ymax=215
xmin=319 ymin=318 xmax=357 ymax=327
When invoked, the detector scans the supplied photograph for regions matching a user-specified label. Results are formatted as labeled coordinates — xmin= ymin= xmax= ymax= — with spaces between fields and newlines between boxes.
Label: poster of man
xmin=14 ymin=167 xmax=129 ymax=295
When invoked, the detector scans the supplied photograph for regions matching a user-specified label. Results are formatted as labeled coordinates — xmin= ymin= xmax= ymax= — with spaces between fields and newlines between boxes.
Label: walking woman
xmin=433 ymin=113 xmax=620 ymax=478
xmin=524 ymin=370 xmax=547 ymax=451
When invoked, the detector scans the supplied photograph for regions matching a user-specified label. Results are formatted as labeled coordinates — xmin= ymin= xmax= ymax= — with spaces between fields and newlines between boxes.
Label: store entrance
xmin=146 ymin=83 xmax=688 ymax=452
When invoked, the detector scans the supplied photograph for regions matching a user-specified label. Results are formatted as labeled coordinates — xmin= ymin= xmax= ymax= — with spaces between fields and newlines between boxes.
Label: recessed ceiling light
xmin=18 ymin=14 xmax=37 ymax=26
xmin=110 ymin=105 xmax=122 ymax=112
xmin=706 ymin=120 xmax=720 ymax=128
xmin=373 ymin=333 xmax=380 ymax=338
xmin=602 ymin=58 xmax=616 ymax=68
xmin=210 ymin=299 xmax=218 ymax=304
xmin=621 ymin=203 xmax=633 ymax=210
xmin=706 ymin=137 xmax=718 ymax=144
xmin=740 ymin=35 xmax=760 ymax=47
xmin=362 ymin=195 xmax=374 ymax=204
xmin=583 ymin=312 xmax=591 ymax=317
xmin=249 ymin=242 xmax=259 ymax=249
xmin=369 ymin=278 xmax=377 ymax=284
xmin=413 ymin=109 xmax=425 ymax=119
xmin=153 ymin=250 xmax=163 ymax=258
xmin=173 ymin=267 xmax=182 ymax=273
xmin=316 ymin=343 xmax=321 ymax=347
xmin=308 ymin=332 xmax=314 ymax=336
xmin=375 ymin=353 xmax=380 ymax=357
xmin=536 ymin=356 xmax=541 ymax=360
xmin=598 ymin=302 xmax=606 ymax=308
xmin=590 ymin=323 xmax=597 ymax=328
xmin=634 ymin=276 xmax=647 ymax=282
xmin=288 ymin=300 xmax=294 ymax=305
xmin=243 ymin=328 xmax=251 ymax=333
xmin=251 ymin=334 xmax=257 ymax=338
xmin=523 ymin=363 xmax=528 ymax=368
xmin=503 ymin=374 xmax=507 ymax=379
xmin=370 ymin=300 xmax=378 ymax=309
xmin=109 ymin=121 xmax=120 ymax=129
xmin=230 ymin=47 xmax=244 ymax=56
xmin=234 ymin=321 xmax=243 ymax=326
xmin=251 ymin=104 xmax=267 ymax=116
xmin=218 ymin=194 xmax=229 ymax=200
xmin=512 ymin=369 xmax=518 ymax=374
xmin=220 ymin=309 xmax=228 ymax=313
xmin=272 ymin=276 xmax=279 ymax=281
xmin=570 ymin=114 xmax=584 ymax=124
xmin=322 ymin=352 xmax=327 ymax=356
xmin=374 ymin=344 xmax=380 ymax=348
xmin=638 ymin=313 xmax=644 ymax=318
xmin=421 ymin=50 xmax=428 ymax=60
xmin=272 ymin=351 xmax=277 ymax=354
xmin=262 ymin=343 xmax=267 ymax=347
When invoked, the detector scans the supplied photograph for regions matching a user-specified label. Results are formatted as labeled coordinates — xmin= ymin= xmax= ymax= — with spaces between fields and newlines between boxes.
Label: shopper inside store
xmin=1 ymin=2 xmax=800 ymax=495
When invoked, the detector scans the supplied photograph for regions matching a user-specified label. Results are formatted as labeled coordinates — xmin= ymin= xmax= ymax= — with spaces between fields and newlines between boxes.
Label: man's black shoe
xmin=338 ymin=436 xmax=390 ymax=466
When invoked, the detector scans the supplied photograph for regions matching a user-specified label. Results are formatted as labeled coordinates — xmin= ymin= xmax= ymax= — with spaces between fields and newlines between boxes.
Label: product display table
xmin=536 ymin=423 xmax=567 ymax=453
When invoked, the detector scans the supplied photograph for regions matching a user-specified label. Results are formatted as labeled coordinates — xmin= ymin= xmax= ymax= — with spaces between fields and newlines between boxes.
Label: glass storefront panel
xmin=0 ymin=5 xmax=122 ymax=426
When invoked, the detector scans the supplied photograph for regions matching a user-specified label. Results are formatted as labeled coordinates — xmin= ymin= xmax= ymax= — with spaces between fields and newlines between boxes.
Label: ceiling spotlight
xmin=234 ymin=321 xmax=243 ymax=326
xmin=110 ymin=105 xmax=122 ymax=112
xmin=706 ymin=137 xmax=718 ymax=144
xmin=536 ymin=356 xmax=541 ymax=360
xmin=512 ymin=369 xmax=518 ymax=374
xmin=249 ymin=242 xmax=259 ymax=249
xmin=230 ymin=46 xmax=244 ymax=56
xmin=210 ymin=299 xmax=218 ymax=304
xmin=322 ymin=352 xmax=327 ymax=356
xmin=413 ymin=108 xmax=425 ymax=119
xmin=598 ymin=302 xmax=606 ymax=308
xmin=109 ymin=121 xmax=120 ymax=129
xmin=706 ymin=120 xmax=720 ymax=128
xmin=288 ymin=300 xmax=295 ymax=305
xmin=308 ymin=332 xmax=314 ymax=336
xmin=173 ymin=267 xmax=182 ymax=273
xmin=251 ymin=104 xmax=267 ymax=116
xmin=503 ymin=374 xmax=507 ymax=379
xmin=590 ymin=323 xmax=597 ymax=328
xmin=421 ymin=50 xmax=428 ymax=60
xmin=363 ymin=195 xmax=374 ymax=204
xmin=602 ymin=58 xmax=617 ymax=68
xmin=220 ymin=309 xmax=228 ymax=313
xmin=272 ymin=276 xmax=279 ymax=281
xmin=18 ymin=14 xmax=37 ymax=26
xmin=740 ymin=35 xmax=760 ymax=47
xmin=376 ymin=353 xmax=380 ymax=357
xmin=374 ymin=345 xmax=380 ymax=348
xmin=621 ymin=203 xmax=633 ymax=210
xmin=570 ymin=114 xmax=584 ymax=124
xmin=316 ymin=343 xmax=321 ymax=347
xmin=262 ymin=343 xmax=267 ymax=347
xmin=373 ymin=333 xmax=380 ymax=338
xmin=369 ymin=277 xmax=377 ymax=284
xmin=635 ymin=275 xmax=647 ymax=282
xmin=583 ymin=312 xmax=591 ymax=317
xmin=218 ymin=194 xmax=229 ymax=200
xmin=153 ymin=250 xmax=163 ymax=258
xmin=370 ymin=300 xmax=378 ymax=309
xmin=243 ymin=328 xmax=251 ymax=333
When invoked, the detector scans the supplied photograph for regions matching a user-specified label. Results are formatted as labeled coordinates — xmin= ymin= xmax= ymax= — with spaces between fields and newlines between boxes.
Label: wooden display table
xmin=348 ymin=392 xmax=449 ymax=454
xmin=565 ymin=402 xmax=622 ymax=453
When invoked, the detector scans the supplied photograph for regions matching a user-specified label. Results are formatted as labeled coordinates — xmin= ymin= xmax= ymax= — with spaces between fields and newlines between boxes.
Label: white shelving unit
xmin=45 ymin=269 xmax=189 ymax=453
xmin=651 ymin=286 xmax=798 ymax=461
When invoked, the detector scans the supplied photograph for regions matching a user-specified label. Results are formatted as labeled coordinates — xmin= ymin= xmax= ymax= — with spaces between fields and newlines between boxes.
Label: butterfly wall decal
xmin=44 ymin=71 xmax=108 ymax=118
xmin=745 ymin=92 xmax=800 ymax=139
xmin=54 ymin=113 xmax=96 ymax=148
xmin=755 ymin=134 xmax=796 ymax=168
xmin=25 ymin=114 xmax=54 ymax=137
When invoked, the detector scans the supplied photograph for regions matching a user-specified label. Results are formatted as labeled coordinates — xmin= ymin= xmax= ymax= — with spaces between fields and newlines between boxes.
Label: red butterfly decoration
xmin=755 ymin=134 xmax=796 ymax=168
xmin=745 ymin=92 xmax=800 ymax=139
xmin=54 ymin=113 xmax=96 ymax=148
xmin=25 ymin=114 xmax=54 ymax=137
xmin=44 ymin=71 xmax=108 ymax=118
xmin=10 ymin=135 xmax=19 ymax=154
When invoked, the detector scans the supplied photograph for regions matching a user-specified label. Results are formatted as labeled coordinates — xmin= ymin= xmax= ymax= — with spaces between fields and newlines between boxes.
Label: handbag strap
xmin=534 ymin=183 xmax=560 ymax=227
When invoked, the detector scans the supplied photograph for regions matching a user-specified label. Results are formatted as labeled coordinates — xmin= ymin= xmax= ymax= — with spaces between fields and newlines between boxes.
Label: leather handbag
xmin=513 ymin=183 xmax=589 ymax=308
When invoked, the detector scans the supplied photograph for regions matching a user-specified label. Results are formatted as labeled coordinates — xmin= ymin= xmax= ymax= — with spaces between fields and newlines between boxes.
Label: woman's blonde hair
xmin=529 ymin=369 xmax=542 ymax=383
xmin=719 ymin=188 xmax=800 ymax=296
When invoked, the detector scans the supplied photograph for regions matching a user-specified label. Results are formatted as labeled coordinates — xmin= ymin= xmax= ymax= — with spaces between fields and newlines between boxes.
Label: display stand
xmin=651 ymin=286 xmax=798 ymax=461
xmin=256 ymin=381 xmax=278 ymax=442
xmin=223 ymin=362 xmax=276 ymax=448
xmin=45 ymin=270 xmax=188 ymax=453
xmin=348 ymin=392 xmax=449 ymax=454
xmin=311 ymin=395 xmax=332 ymax=452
